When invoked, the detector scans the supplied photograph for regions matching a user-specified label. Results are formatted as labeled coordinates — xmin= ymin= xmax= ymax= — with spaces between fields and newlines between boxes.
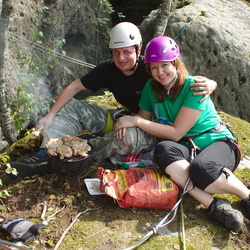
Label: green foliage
xmin=11 ymin=37 xmax=64 ymax=77
xmin=0 ymin=155 xmax=10 ymax=164
xmin=219 ymin=111 xmax=250 ymax=157
xmin=0 ymin=156 xmax=16 ymax=199
xmin=57 ymin=39 xmax=66 ymax=49
xmin=8 ymin=10 xmax=68 ymax=133
xmin=8 ymin=74 xmax=52 ymax=132
xmin=84 ymin=0 xmax=120 ymax=63
xmin=100 ymin=0 xmax=115 ymax=15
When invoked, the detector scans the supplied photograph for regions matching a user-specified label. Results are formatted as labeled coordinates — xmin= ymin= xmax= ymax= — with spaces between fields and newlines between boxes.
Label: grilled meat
xmin=46 ymin=135 xmax=91 ymax=159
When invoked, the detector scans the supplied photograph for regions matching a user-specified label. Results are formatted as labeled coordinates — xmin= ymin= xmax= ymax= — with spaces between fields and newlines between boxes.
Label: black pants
xmin=154 ymin=140 xmax=239 ymax=190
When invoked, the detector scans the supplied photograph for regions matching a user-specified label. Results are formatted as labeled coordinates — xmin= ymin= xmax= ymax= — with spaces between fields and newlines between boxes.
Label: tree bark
xmin=0 ymin=0 xmax=17 ymax=145
xmin=154 ymin=0 xmax=172 ymax=37
xmin=154 ymin=0 xmax=177 ymax=37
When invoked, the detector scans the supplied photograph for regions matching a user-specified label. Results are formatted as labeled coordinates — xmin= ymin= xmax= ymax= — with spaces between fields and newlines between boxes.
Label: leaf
xmin=0 ymin=190 xmax=10 ymax=198
xmin=4 ymin=190 xmax=10 ymax=197
xmin=38 ymin=31 xmax=44 ymax=37
xmin=0 ymin=155 xmax=10 ymax=163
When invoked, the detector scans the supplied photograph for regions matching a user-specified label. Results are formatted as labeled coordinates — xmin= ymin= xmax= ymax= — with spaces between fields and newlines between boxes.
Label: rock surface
xmin=238 ymin=156 xmax=250 ymax=170
xmin=141 ymin=0 xmax=250 ymax=121
xmin=1 ymin=0 xmax=110 ymax=103
xmin=167 ymin=0 xmax=250 ymax=121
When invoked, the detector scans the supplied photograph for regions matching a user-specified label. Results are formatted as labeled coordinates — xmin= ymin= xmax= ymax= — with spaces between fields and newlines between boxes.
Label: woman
xmin=114 ymin=36 xmax=250 ymax=233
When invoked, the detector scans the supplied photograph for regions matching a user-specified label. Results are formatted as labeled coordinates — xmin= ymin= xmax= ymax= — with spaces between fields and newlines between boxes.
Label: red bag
xmin=98 ymin=167 xmax=179 ymax=210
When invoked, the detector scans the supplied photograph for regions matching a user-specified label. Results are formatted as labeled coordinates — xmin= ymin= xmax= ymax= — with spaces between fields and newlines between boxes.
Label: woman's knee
xmin=189 ymin=159 xmax=222 ymax=190
xmin=154 ymin=141 xmax=189 ymax=170
xmin=154 ymin=141 xmax=173 ymax=166
xmin=189 ymin=159 xmax=203 ymax=179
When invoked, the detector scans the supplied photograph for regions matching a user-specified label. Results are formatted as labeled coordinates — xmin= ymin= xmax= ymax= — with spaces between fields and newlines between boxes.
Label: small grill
xmin=50 ymin=155 xmax=88 ymax=162
xmin=48 ymin=150 xmax=92 ymax=176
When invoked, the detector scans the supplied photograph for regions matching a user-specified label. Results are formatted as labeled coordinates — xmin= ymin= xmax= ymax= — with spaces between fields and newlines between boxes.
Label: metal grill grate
xmin=49 ymin=154 xmax=90 ymax=163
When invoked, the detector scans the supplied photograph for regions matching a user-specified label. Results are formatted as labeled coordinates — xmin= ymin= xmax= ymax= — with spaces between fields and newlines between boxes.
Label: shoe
xmin=242 ymin=197 xmax=250 ymax=220
xmin=9 ymin=154 xmax=53 ymax=177
xmin=208 ymin=198 xmax=243 ymax=233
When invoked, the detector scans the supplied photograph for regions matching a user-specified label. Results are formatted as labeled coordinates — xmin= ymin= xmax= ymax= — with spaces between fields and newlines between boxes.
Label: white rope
xmin=122 ymin=177 xmax=193 ymax=250
xmin=6 ymin=30 xmax=96 ymax=69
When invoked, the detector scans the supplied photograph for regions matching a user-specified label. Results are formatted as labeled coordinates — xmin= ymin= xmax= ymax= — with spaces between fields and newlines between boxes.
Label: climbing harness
xmin=181 ymin=120 xmax=241 ymax=168
xmin=186 ymin=137 xmax=200 ymax=161
xmin=122 ymin=176 xmax=194 ymax=250
xmin=174 ymin=10 xmax=205 ymax=41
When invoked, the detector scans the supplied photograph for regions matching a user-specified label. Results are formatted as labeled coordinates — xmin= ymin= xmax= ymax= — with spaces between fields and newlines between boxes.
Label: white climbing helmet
xmin=109 ymin=22 xmax=142 ymax=49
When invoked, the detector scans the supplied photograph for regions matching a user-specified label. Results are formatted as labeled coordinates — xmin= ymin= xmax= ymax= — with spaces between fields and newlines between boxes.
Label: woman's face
xmin=150 ymin=61 xmax=177 ymax=89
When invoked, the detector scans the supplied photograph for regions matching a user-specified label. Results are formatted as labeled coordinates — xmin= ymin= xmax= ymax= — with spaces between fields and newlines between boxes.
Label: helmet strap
xmin=129 ymin=45 xmax=140 ymax=71
xmin=167 ymin=74 xmax=178 ymax=95
xmin=129 ymin=58 xmax=139 ymax=71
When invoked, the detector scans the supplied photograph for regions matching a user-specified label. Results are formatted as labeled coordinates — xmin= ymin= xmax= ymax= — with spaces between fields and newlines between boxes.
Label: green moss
xmin=219 ymin=111 xmax=250 ymax=157
xmin=1 ymin=94 xmax=250 ymax=250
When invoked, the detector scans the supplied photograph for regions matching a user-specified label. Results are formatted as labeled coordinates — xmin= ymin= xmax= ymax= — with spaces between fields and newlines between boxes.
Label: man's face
xmin=111 ymin=46 xmax=140 ymax=75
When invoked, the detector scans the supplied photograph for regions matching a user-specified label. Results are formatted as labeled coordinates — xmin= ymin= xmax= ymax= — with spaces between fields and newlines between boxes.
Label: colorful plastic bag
xmin=98 ymin=167 xmax=179 ymax=210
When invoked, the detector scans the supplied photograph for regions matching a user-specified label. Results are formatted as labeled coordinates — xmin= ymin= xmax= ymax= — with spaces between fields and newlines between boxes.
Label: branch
xmin=53 ymin=201 xmax=105 ymax=250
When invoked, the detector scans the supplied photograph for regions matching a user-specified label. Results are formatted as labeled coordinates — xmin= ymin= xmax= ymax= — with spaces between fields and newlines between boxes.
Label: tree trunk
xmin=0 ymin=0 xmax=17 ymax=145
xmin=154 ymin=0 xmax=177 ymax=37
xmin=154 ymin=0 xmax=172 ymax=37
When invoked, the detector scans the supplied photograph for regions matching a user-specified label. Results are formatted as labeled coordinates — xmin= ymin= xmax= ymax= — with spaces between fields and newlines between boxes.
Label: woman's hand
xmin=191 ymin=76 xmax=217 ymax=102
xmin=114 ymin=127 xmax=127 ymax=140
xmin=114 ymin=116 xmax=139 ymax=139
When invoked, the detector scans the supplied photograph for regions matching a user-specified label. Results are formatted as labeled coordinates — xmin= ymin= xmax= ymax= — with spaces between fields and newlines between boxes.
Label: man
xmin=10 ymin=22 xmax=217 ymax=177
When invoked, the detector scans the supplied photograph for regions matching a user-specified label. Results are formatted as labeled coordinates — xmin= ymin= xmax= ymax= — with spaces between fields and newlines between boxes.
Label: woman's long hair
xmin=146 ymin=57 xmax=189 ymax=102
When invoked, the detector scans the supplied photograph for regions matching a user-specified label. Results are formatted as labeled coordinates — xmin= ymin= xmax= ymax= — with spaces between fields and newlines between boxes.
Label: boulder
xmin=141 ymin=0 xmax=250 ymax=122
xmin=167 ymin=0 xmax=250 ymax=121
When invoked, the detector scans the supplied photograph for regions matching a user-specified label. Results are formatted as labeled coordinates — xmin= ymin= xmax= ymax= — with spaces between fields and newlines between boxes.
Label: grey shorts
xmin=154 ymin=140 xmax=239 ymax=190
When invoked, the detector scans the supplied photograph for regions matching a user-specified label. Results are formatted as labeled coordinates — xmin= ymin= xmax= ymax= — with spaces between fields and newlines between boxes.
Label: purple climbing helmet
xmin=144 ymin=36 xmax=180 ymax=63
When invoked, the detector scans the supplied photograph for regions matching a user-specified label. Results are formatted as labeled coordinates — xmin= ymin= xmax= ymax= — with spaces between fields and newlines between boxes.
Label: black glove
xmin=0 ymin=218 xmax=47 ymax=244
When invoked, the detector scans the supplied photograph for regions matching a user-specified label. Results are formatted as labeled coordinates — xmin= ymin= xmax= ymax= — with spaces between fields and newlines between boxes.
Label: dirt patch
xmin=1 ymin=161 xmax=250 ymax=249
xmin=1 ymin=132 xmax=250 ymax=249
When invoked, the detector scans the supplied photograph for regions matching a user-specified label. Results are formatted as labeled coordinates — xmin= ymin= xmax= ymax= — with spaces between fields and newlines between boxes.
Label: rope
xmin=6 ymin=31 xmax=96 ymax=69
xmin=174 ymin=10 xmax=205 ymax=41
xmin=122 ymin=177 xmax=194 ymax=250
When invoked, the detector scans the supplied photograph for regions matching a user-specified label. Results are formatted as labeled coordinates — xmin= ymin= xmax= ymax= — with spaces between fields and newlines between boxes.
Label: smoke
xmin=11 ymin=70 xmax=54 ymax=131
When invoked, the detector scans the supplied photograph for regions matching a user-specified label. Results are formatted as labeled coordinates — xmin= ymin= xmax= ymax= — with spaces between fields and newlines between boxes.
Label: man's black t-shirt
xmin=80 ymin=56 xmax=150 ymax=113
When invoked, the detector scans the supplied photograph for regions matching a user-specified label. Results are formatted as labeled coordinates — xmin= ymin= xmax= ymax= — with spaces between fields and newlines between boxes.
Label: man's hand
xmin=37 ymin=113 xmax=55 ymax=131
xmin=191 ymin=76 xmax=217 ymax=102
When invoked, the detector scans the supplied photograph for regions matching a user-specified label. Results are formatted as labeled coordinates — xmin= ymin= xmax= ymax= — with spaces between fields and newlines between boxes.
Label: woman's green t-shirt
xmin=139 ymin=77 xmax=234 ymax=150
